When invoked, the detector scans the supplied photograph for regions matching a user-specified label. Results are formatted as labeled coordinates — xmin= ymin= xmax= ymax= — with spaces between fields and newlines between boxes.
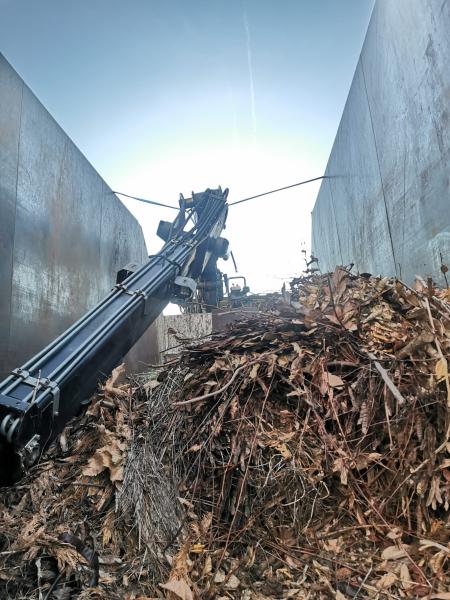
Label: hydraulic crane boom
xmin=0 ymin=187 xmax=229 ymax=481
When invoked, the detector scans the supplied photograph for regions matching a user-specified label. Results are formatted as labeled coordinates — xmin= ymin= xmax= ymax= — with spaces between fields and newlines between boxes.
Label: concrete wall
xmin=0 ymin=53 xmax=149 ymax=378
xmin=312 ymin=0 xmax=450 ymax=285
xmin=156 ymin=314 xmax=213 ymax=362
xmin=152 ymin=309 xmax=265 ymax=364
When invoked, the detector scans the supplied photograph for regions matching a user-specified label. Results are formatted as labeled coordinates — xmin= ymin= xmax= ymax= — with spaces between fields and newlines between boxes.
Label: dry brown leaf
xmin=187 ymin=444 xmax=202 ymax=453
xmin=82 ymin=438 xmax=126 ymax=482
xmin=333 ymin=457 xmax=349 ymax=485
xmin=335 ymin=567 xmax=352 ymax=581
xmin=214 ymin=570 xmax=226 ymax=583
xmin=327 ymin=373 xmax=345 ymax=388
xmin=323 ymin=538 xmax=342 ymax=554
xmin=275 ymin=443 xmax=292 ymax=460
xmin=104 ymin=363 xmax=128 ymax=398
xmin=224 ymin=574 xmax=240 ymax=590
xmin=419 ymin=539 xmax=450 ymax=554
xmin=160 ymin=577 xmax=193 ymax=600
xmin=354 ymin=452 xmax=382 ymax=470
xmin=200 ymin=512 xmax=212 ymax=535
xmin=381 ymin=544 xmax=411 ymax=560
xmin=399 ymin=563 xmax=412 ymax=590
xmin=249 ymin=363 xmax=260 ymax=379
xmin=376 ymin=572 xmax=397 ymax=589
xmin=202 ymin=555 xmax=212 ymax=576
xmin=436 ymin=357 xmax=449 ymax=383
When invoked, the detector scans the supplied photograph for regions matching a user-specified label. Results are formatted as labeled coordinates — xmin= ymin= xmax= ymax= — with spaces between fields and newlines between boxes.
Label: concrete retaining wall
xmin=0 ymin=53 xmax=149 ymax=378
xmin=156 ymin=314 xmax=213 ymax=362
xmin=312 ymin=0 xmax=450 ymax=285
xmin=152 ymin=309 xmax=265 ymax=364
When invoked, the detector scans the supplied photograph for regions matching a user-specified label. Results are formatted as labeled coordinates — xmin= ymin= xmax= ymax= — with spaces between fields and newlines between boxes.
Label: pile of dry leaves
xmin=0 ymin=267 xmax=449 ymax=599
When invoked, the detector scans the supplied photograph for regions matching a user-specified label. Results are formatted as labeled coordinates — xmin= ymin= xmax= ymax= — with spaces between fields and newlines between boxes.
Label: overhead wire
xmin=112 ymin=191 xmax=179 ymax=210
xmin=228 ymin=175 xmax=328 ymax=206
xmin=113 ymin=175 xmax=328 ymax=211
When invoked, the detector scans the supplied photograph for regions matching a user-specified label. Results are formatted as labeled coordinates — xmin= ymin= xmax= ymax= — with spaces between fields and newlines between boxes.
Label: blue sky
xmin=0 ymin=0 xmax=374 ymax=292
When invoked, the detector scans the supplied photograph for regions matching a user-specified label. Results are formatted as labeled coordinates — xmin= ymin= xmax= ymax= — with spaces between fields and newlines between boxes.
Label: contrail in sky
xmin=243 ymin=8 xmax=257 ymax=138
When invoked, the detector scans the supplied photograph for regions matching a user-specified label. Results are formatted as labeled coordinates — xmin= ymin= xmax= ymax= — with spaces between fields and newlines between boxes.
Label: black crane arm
xmin=0 ymin=187 xmax=229 ymax=480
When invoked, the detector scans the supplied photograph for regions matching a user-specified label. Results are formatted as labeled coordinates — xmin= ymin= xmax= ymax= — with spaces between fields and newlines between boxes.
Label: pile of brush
xmin=0 ymin=268 xmax=449 ymax=599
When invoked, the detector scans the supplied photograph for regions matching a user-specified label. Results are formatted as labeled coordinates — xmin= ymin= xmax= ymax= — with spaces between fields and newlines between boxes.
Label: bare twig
xmin=173 ymin=353 xmax=271 ymax=406
xmin=367 ymin=352 xmax=406 ymax=405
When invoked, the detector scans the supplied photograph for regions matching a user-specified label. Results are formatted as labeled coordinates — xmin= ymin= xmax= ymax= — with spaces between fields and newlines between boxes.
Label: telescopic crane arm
xmin=0 ymin=187 xmax=229 ymax=481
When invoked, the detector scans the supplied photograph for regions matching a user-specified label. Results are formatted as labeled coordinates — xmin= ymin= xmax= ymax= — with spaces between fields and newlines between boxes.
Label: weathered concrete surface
xmin=156 ymin=314 xmax=213 ymax=362
xmin=312 ymin=0 xmax=450 ymax=285
xmin=152 ymin=310 xmax=267 ymax=364
xmin=0 ymin=53 xmax=149 ymax=378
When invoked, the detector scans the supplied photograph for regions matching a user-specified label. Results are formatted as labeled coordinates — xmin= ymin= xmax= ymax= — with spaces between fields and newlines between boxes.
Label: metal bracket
xmin=114 ymin=283 xmax=133 ymax=295
xmin=164 ymin=258 xmax=183 ymax=271
xmin=152 ymin=254 xmax=184 ymax=271
xmin=11 ymin=368 xmax=60 ymax=416
xmin=20 ymin=434 xmax=41 ymax=467
xmin=114 ymin=284 xmax=150 ymax=315
xmin=174 ymin=276 xmax=197 ymax=296
xmin=46 ymin=380 xmax=60 ymax=416
xmin=136 ymin=290 xmax=150 ymax=315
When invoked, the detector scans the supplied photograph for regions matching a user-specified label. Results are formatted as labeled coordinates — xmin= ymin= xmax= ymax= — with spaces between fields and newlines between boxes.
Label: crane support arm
xmin=0 ymin=187 xmax=229 ymax=480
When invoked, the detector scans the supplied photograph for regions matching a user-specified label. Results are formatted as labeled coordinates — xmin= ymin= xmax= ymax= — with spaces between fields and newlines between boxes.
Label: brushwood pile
xmin=1 ymin=267 xmax=449 ymax=599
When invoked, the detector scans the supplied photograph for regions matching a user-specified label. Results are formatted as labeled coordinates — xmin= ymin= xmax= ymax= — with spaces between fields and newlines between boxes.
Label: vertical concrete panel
xmin=0 ymin=57 xmax=22 ymax=368
xmin=312 ymin=0 xmax=450 ymax=284
xmin=316 ymin=60 xmax=396 ymax=275
xmin=9 ymin=85 xmax=104 ymax=365
xmin=0 ymin=53 xmax=150 ymax=377
xmin=361 ymin=0 xmax=450 ymax=282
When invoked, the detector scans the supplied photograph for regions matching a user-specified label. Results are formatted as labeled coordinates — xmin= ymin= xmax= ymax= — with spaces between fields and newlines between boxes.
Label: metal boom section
xmin=0 ymin=187 xmax=229 ymax=481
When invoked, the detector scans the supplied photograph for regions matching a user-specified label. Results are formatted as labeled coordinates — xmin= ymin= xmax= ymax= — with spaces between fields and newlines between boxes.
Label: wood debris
xmin=0 ymin=267 xmax=449 ymax=599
